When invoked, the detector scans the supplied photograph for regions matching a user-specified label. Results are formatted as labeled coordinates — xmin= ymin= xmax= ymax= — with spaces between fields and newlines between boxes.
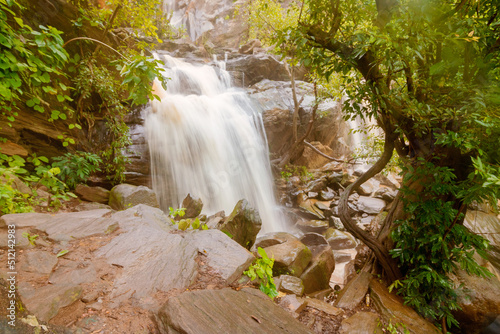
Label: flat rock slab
xmin=340 ymin=311 xmax=382 ymax=334
xmin=18 ymin=282 xmax=82 ymax=322
xmin=188 ymin=229 xmax=255 ymax=284
xmin=369 ymin=279 xmax=439 ymax=333
xmin=335 ymin=271 xmax=371 ymax=310
xmin=299 ymin=297 xmax=342 ymax=316
xmin=0 ymin=209 xmax=115 ymax=240
xmin=20 ymin=250 xmax=58 ymax=275
xmin=158 ymin=288 xmax=314 ymax=334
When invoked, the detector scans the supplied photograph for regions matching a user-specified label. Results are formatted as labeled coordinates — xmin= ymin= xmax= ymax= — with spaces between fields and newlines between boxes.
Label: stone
xmin=74 ymin=202 xmax=112 ymax=212
xmin=158 ymin=288 xmax=314 ymax=334
xmin=48 ymin=262 xmax=98 ymax=285
xmin=297 ymin=193 xmax=326 ymax=220
xmin=253 ymin=232 xmax=300 ymax=251
xmin=452 ymin=269 xmax=500 ymax=334
xmin=0 ymin=227 xmax=31 ymax=249
xmin=356 ymin=196 xmax=386 ymax=214
xmin=0 ymin=141 xmax=28 ymax=156
xmin=308 ymin=191 xmax=319 ymax=198
xmin=296 ymin=220 xmax=329 ymax=234
xmin=96 ymin=207 xmax=198 ymax=306
xmin=226 ymin=54 xmax=291 ymax=87
xmin=108 ymin=183 xmax=159 ymax=210
xmin=369 ymin=279 xmax=438 ymax=333
xmin=357 ymin=180 xmax=376 ymax=196
xmin=300 ymin=245 xmax=335 ymax=294
xmin=264 ymin=239 xmax=312 ymax=277
xmin=305 ymin=177 xmax=328 ymax=193
xmin=219 ymin=199 xmax=262 ymax=250
xmin=329 ymin=216 xmax=345 ymax=230
xmin=314 ymin=201 xmax=330 ymax=211
xmin=320 ymin=188 xmax=336 ymax=201
xmin=180 ymin=193 xmax=203 ymax=218
xmin=189 ymin=229 xmax=255 ymax=284
xmin=340 ymin=312 xmax=382 ymax=334
xmin=74 ymin=184 xmax=110 ymax=204
xmin=307 ymin=288 xmax=333 ymax=300
xmin=205 ymin=211 xmax=225 ymax=229
xmin=300 ymin=233 xmax=329 ymax=250
xmin=299 ymin=297 xmax=342 ymax=316
xmin=373 ymin=187 xmax=398 ymax=202
xmin=238 ymin=39 xmax=262 ymax=54
xmin=325 ymin=228 xmax=357 ymax=250
xmin=279 ymin=275 xmax=305 ymax=296
xmin=1 ymin=209 xmax=116 ymax=240
xmin=295 ymin=141 xmax=335 ymax=169
xmin=20 ymin=250 xmax=58 ymax=275
xmin=279 ymin=294 xmax=308 ymax=315
xmin=18 ymin=282 xmax=82 ymax=322
xmin=335 ymin=271 xmax=372 ymax=310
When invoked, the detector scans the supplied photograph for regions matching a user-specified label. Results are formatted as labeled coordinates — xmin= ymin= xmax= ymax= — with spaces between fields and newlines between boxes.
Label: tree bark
xmin=338 ymin=129 xmax=402 ymax=282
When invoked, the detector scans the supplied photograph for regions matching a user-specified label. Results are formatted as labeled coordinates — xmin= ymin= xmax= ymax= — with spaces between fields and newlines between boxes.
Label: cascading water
xmin=145 ymin=54 xmax=287 ymax=233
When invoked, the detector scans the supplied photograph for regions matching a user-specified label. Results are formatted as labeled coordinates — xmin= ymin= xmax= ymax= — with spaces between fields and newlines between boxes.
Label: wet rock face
xmin=219 ymin=199 xmax=262 ymax=250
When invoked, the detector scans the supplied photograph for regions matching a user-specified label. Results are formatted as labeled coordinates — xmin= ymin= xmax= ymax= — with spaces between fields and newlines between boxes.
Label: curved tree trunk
xmin=338 ymin=129 xmax=402 ymax=282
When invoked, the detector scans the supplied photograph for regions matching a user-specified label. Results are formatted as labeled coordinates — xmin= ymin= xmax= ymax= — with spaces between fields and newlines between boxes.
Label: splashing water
xmin=145 ymin=54 xmax=287 ymax=233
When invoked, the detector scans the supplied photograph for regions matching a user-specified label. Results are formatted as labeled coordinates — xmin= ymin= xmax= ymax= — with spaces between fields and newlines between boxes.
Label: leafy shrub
xmin=244 ymin=247 xmax=278 ymax=299
xmin=52 ymin=151 xmax=102 ymax=189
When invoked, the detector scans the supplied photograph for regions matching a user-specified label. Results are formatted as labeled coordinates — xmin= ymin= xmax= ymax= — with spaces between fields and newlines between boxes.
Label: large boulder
xmin=181 ymin=193 xmax=203 ymax=219
xmin=219 ymin=199 xmax=262 ymax=250
xmin=75 ymin=184 xmax=110 ymax=204
xmin=299 ymin=244 xmax=335 ymax=294
xmin=452 ymin=270 xmax=500 ymax=334
xmin=356 ymin=196 xmax=386 ymax=214
xmin=226 ymin=54 xmax=291 ymax=87
xmin=325 ymin=228 xmax=357 ymax=250
xmin=157 ymin=288 xmax=314 ymax=334
xmin=108 ymin=183 xmax=159 ymax=210
xmin=263 ymin=238 xmax=312 ymax=277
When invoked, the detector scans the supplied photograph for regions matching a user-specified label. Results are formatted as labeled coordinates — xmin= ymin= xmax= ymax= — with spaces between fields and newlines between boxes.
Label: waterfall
xmin=145 ymin=54 xmax=287 ymax=233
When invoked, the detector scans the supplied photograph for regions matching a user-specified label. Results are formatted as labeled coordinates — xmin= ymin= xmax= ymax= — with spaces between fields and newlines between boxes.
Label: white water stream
xmin=145 ymin=54 xmax=287 ymax=233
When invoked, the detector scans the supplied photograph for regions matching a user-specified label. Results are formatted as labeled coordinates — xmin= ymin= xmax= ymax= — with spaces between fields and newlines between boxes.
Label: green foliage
xmin=52 ymin=151 xmax=102 ymax=189
xmin=0 ymin=1 xmax=71 ymax=125
xmin=22 ymin=232 xmax=38 ymax=246
xmin=281 ymin=165 xmax=314 ymax=182
xmin=169 ymin=206 xmax=186 ymax=218
xmin=390 ymin=159 xmax=493 ymax=327
xmin=1 ymin=0 xmax=170 ymax=184
xmin=244 ymin=247 xmax=278 ymax=299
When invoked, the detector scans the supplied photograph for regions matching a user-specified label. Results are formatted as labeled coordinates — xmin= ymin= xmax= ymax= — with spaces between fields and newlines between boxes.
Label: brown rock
xmin=158 ymin=288 xmax=314 ymax=334
xmin=335 ymin=271 xmax=372 ymax=310
xmin=369 ymin=279 xmax=439 ymax=334
xmin=264 ymin=239 xmax=312 ymax=277
xmin=180 ymin=193 xmax=203 ymax=219
xmin=300 ymin=245 xmax=335 ymax=294
xmin=75 ymin=184 xmax=110 ymax=204
xmin=219 ymin=199 xmax=262 ymax=250
xmin=0 ymin=141 xmax=28 ymax=156
xmin=340 ymin=312 xmax=382 ymax=334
